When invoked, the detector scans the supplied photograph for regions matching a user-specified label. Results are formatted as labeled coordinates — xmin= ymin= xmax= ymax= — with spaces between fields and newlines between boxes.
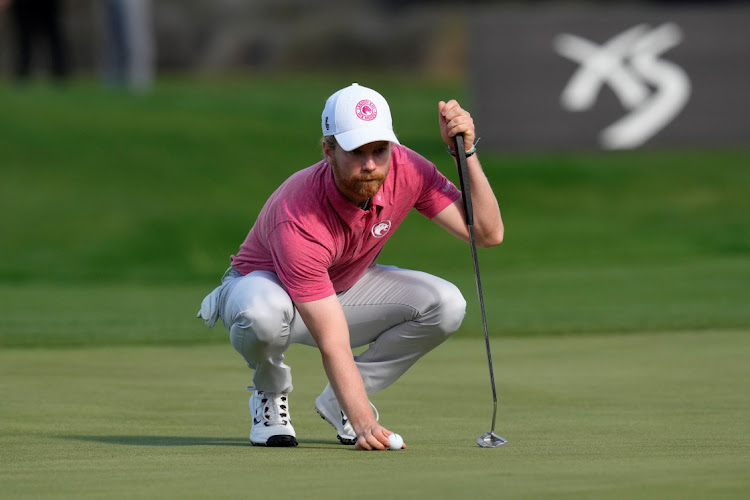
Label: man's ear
xmin=322 ymin=140 xmax=334 ymax=163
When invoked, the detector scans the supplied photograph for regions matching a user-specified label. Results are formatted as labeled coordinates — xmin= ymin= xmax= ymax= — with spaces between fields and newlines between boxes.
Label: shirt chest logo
xmin=371 ymin=220 xmax=392 ymax=238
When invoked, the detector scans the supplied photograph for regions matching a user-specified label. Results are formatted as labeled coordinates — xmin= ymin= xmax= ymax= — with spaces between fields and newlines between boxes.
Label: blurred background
xmin=1 ymin=0 xmax=748 ymax=347
xmin=2 ymin=1 xmax=746 ymax=91
xmin=0 ymin=0 xmax=469 ymax=84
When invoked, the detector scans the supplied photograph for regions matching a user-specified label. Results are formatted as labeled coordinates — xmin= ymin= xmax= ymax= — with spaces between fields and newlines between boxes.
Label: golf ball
xmin=388 ymin=433 xmax=404 ymax=450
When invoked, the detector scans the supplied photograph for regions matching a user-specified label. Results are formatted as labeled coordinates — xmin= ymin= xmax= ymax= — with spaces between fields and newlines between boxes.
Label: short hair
xmin=322 ymin=135 xmax=337 ymax=151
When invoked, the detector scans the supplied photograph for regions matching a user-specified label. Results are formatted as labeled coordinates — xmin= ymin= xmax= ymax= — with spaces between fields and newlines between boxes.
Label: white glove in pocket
xmin=197 ymin=285 xmax=222 ymax=328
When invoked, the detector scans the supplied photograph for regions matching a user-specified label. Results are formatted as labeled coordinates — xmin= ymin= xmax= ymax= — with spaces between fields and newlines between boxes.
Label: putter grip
xmin=454 ymin=134 xmax=474 ymax=227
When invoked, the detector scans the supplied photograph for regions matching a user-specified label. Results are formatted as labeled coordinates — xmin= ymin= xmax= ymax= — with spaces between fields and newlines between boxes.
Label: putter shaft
xmin=468 ymin=223 xmax=498 ymax=432
xmin=454 ymin=134 xmax=506 ymax=447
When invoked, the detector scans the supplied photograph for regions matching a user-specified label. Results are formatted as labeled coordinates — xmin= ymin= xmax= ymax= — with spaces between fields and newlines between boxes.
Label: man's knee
xmin=436 ymin=283 xmax=467 ymax=335
xmin=421 ymin=281 xmax=466 ymax=337
xmin=227 ymin=281 xmax=293 ymax=347
xmin=232 ymin=301 xmax=290 ymax=345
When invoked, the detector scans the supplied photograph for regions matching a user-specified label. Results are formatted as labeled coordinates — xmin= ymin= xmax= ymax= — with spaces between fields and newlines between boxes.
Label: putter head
xmin=477 ymin=432 xmax=508 ymax=448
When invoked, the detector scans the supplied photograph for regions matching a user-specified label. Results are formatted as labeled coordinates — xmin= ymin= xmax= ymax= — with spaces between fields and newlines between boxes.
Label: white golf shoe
xmin=314 ymin=383 xmax=379 ymax=445
xmin=248 ymin=387 xmax=297 ymax=447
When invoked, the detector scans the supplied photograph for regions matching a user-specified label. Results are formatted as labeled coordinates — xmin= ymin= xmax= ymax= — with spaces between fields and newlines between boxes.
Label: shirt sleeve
xmin=407 ymin=148 xmax=462 ymax=219
xmin=267 ymin=221 xmax=336 ymax=302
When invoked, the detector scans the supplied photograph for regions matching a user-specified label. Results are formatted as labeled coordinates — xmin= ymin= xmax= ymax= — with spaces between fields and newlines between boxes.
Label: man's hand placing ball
xmin=353 ymin=424 xmax=406 ymax=451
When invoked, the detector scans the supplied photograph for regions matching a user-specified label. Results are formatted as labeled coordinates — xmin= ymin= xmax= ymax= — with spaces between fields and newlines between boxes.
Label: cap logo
xmin=355 ymin=99 xmax=377 ymax=121
xmin=371 ymin=220 xmax=391 ymax=238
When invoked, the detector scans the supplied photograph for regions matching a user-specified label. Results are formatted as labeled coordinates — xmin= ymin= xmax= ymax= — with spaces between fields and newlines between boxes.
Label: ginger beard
xmin=328 ymin=143 xmax=391 ymax=203
xmin=345 ymin=170 xmax=386 ymax=200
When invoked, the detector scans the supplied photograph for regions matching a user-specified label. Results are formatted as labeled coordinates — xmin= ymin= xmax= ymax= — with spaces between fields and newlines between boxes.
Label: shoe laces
xmin=248 ymin=386 xmax=290 ymax=427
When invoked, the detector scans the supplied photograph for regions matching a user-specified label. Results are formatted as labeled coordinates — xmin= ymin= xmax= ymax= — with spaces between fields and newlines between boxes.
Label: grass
xmin=2 ymin=256 xmax=749 ymax=349
xmin=2 ymin=333 xmax=749 ymax=499
xmin=1 ymin=76 xmax=749 ymax=498
xmin=1 ymin=77 xmax=749 ymax=340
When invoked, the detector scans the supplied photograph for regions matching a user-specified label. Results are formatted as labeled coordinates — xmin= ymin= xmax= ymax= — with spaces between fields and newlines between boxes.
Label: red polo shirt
xmin=231 ymin=144 xmax=461 ymax=302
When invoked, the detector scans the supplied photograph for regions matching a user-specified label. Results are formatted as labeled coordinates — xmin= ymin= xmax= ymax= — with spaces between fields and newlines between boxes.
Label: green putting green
xmin=1 ymin=333 xmax=749 ymax=499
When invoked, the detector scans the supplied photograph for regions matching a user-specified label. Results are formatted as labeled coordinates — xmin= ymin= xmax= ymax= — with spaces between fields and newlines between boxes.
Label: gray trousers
xmin=217 ymin=264 xmax=466 ymax=395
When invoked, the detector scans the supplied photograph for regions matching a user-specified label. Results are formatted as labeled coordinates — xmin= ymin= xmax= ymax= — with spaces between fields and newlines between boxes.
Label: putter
xmin=453 ymin=133 xmax=508 ymax=448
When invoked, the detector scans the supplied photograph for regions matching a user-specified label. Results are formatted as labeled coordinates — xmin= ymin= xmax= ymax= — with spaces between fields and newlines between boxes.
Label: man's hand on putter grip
xmin=354 ymin=423 xmax=391 ymax=451
xmin=439 ymin=100 xmax=476 ymax=151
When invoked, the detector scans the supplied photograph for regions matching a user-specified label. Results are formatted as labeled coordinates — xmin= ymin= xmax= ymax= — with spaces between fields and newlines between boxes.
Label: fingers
xmin=444 ymin=114 xmax=474 ymax=138
xmin=353 ymin=425 xmax=391 ymax=451
xmin=439 ymin=99 xmax=475 ymax=147
xmin=440 ymin=99 xmax=464 ymax=124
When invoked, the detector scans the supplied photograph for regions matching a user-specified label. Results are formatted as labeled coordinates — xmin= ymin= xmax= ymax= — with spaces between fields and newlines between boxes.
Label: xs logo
xmin=554 ymin=23 xmax=691 ymax=149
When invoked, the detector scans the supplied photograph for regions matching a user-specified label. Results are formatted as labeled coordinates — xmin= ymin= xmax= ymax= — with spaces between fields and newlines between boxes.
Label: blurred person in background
xmin=198 ymin=83 xmax=504 ymax=450
xmin=0 ymin=0 xmax=69 ymax=82
xmin=100 ymin=0 xmax=154 ymax=92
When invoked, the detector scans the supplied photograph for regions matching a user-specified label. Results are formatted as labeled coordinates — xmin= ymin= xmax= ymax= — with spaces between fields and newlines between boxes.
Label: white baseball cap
xmin=321 ymin=83 xmax=400 ymax=151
